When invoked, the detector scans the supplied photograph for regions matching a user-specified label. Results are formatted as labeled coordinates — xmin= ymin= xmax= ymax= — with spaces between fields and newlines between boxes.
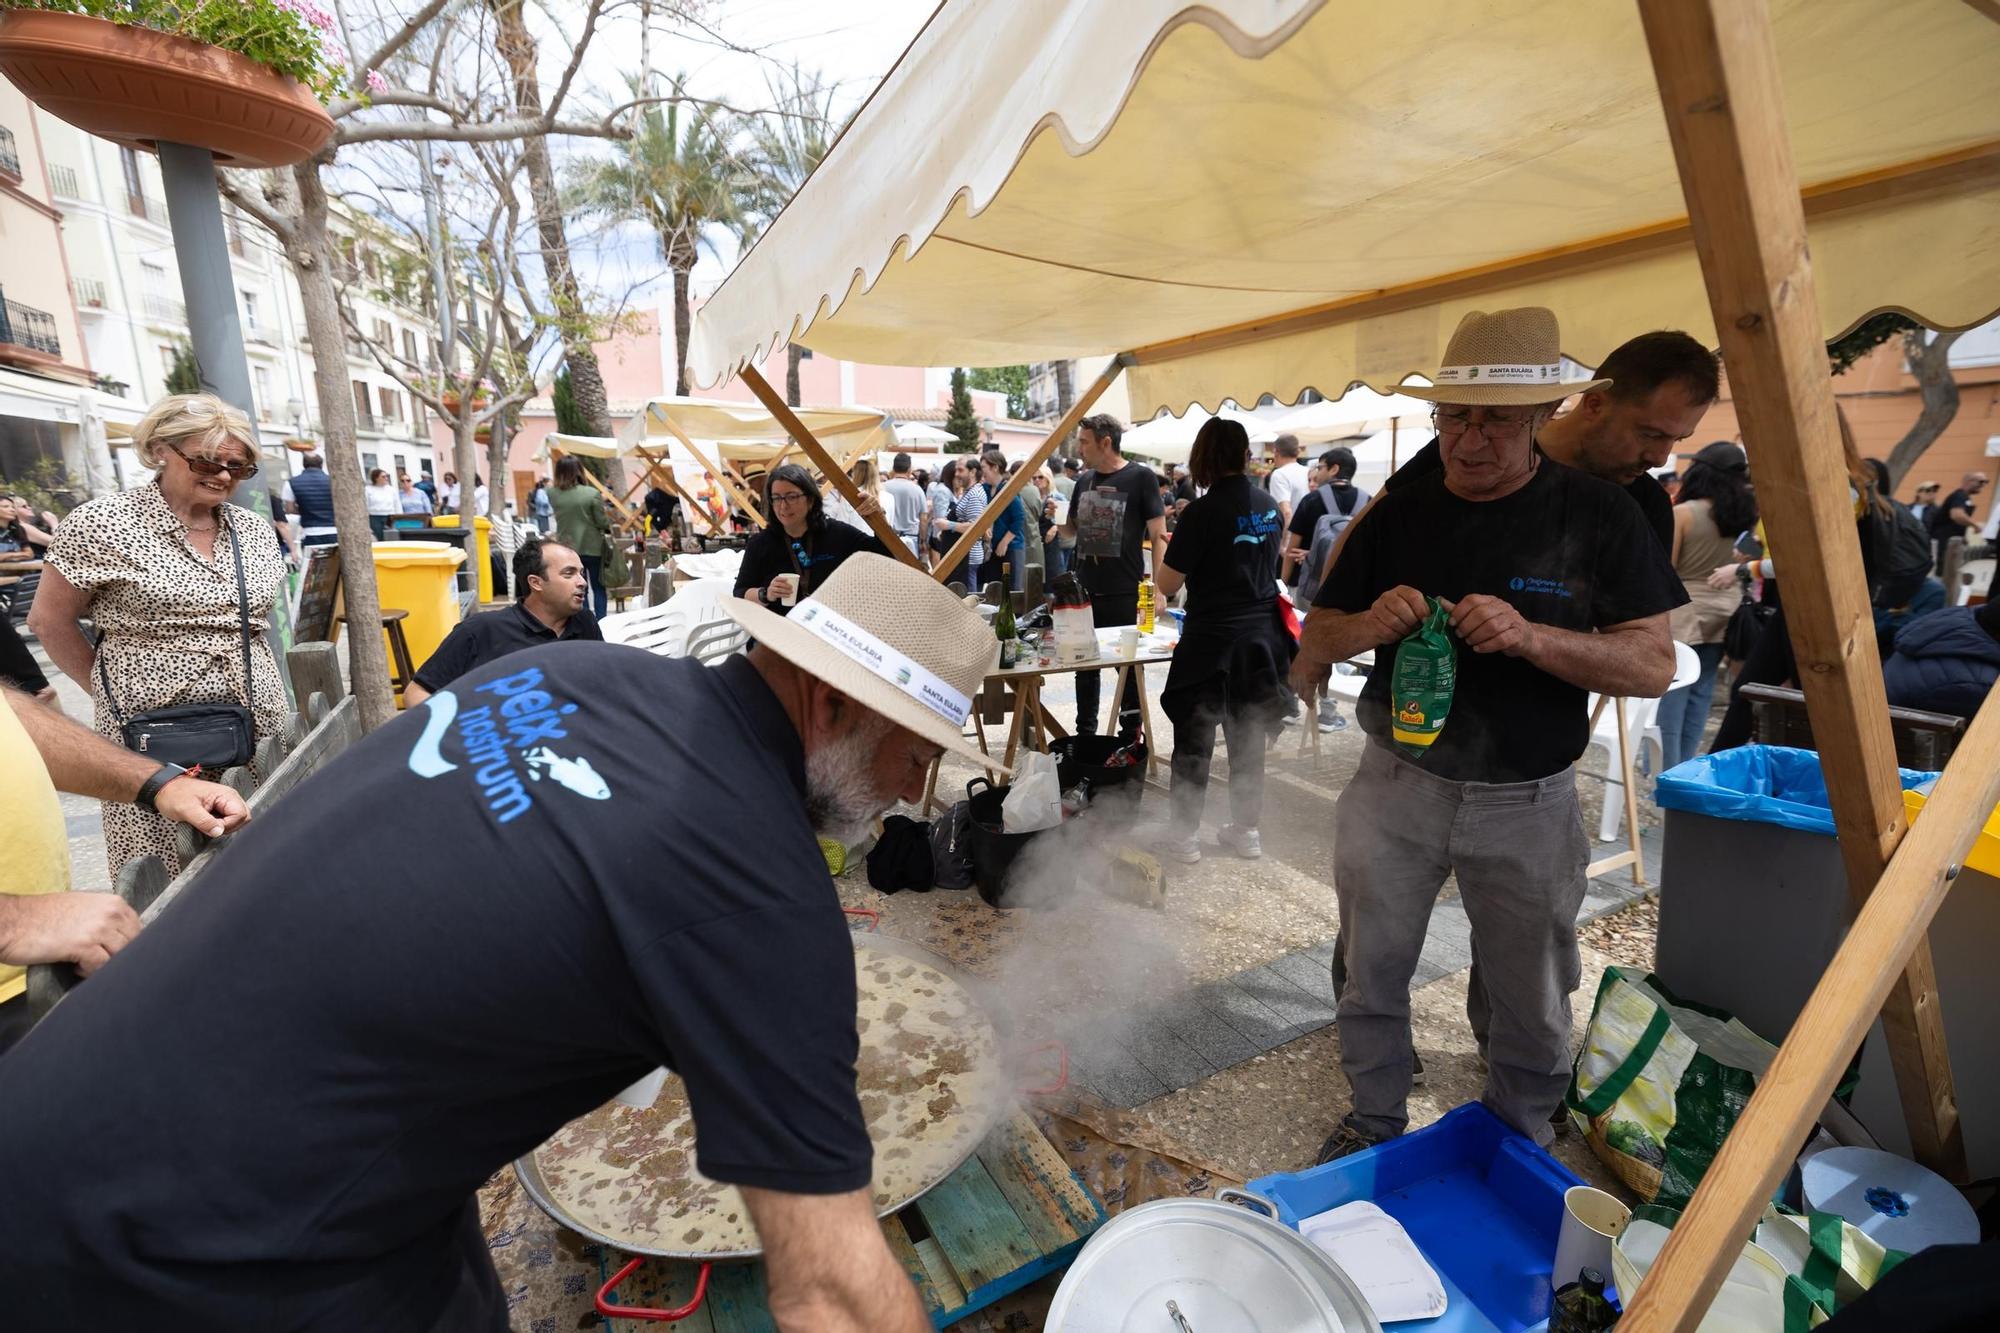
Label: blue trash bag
xmin=1654 ymin=745 xmax=1937 ymax=836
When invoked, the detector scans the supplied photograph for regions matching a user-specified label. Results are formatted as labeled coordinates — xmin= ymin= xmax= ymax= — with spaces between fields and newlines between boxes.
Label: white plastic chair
xmin=597 ymin=576 xmax=736 ymax=658
xmin=684 ymin=618 xmax=749 ymax=665
xmin=1587 ymin=641 xmax=1702 ymax=844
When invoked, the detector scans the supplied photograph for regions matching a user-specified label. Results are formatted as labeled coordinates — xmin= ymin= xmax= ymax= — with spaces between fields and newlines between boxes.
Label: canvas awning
xmin=533 ymin=432 xmax=623 ymax=462
xmin=1276 ymin=389 xmax=1435 ymax=446
xmin=615 ymin=395 xmax=897 ymax=466
xmin=1120 ymin=405 xmax=1285 ymax=464
xmin=893 ymin=420 xmax=957 ymax=446
xmin=690 ymin=0 xmax=2000 ymax=418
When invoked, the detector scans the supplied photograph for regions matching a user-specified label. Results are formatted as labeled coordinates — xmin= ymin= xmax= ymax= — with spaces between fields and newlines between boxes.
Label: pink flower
xmin=365 ymin=69 xmax=388 ymax=94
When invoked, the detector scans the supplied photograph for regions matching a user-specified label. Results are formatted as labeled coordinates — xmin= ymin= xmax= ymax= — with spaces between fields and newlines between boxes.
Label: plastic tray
xmin=1248 ymin=1102 xmax=1582 ymax=1333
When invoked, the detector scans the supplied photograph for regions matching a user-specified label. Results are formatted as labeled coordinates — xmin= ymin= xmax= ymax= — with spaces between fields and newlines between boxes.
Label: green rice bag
xmin=1391 ymin=596 xmax=1456 ymax=758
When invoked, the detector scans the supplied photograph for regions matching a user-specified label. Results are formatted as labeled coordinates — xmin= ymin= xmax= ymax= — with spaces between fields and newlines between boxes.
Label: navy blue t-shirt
xmin=0 ymin=648 xmax=870 ymax=1330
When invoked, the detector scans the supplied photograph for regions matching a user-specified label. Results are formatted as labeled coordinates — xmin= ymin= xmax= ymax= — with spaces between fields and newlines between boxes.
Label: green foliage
xmin=13 ymin=0 xmax=369 ymax=102
xmin=945 ymin=369 xmax=982 ymax=454
xmin=1828 ymin=312 xmax=1918 ymax=377
xmin=966 ymin=365 xmax=1031 ymax=420
xmin=740 ymin=63 xmax=841 ymax=226
xmin=0 ymin=456 xmax=75 ymax=518
xmin=165 ymin=342 xmax=202 ymax=396
xmin=551 ymin=367 xmax=588 ymax=436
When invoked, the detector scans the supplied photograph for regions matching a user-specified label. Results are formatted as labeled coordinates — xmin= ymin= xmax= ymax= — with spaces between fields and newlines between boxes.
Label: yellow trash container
xmin=369 ymin=541 xmax=466 ymax=704
xmin=432 ymin=513 xmax=496 ymax=603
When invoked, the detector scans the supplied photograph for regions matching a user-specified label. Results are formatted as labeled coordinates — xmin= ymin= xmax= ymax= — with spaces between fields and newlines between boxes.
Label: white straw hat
xmin=1397 ymin=307 xmax=1610 ymax=406
xmin=723 ymin=553 xmax=1004 ymax=771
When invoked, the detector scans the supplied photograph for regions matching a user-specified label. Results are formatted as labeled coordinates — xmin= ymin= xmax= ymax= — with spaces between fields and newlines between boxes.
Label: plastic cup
xmin=1552 ymin=1185 xmax=1630 ymax=1293
xmin=1118 ymin=627 xmax=1140 ymax=657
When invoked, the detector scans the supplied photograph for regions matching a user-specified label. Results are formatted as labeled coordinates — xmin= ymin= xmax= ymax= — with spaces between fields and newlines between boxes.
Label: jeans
xmin=1170 ymin=693 xmax=1267 ymax=829
xmin=1332 ymin=743 xmax=1588 ymax=1144
xmin=1653 ymin=641 xmax=1726 ymax=772
xmin=368 ymin=514 xmax=391 ymax=540
xmin=581 ymin=553 xmax=607 ymax=619
xmin=1074 ymin=591 xmax=1142 ymax=738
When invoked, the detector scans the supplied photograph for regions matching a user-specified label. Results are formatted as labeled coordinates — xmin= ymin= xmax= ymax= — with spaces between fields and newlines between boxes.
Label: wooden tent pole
xmin=929 ymin=357 xmax=1126 ymax=584
xmin=739 ymin=365 xmax=922 ymax=568
xmin=1623 ymin=0 xmax=1972 ymax=1323
xmin=655 ymin=416 xmax=768 ymax=528
xmin=634 ymin=445 xmax=720 ymax=536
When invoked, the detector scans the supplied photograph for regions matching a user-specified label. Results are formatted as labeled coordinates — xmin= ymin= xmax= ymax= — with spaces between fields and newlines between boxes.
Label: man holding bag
xmin=1291 ymin=307 xmax=1684 ymax=1161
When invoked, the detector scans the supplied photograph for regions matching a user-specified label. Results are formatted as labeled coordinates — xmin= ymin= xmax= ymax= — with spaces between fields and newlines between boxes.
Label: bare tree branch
xmin=540 ymin=0 xmax=606 ymax=125
xmin=337 ymin=115 xmax=631 ymax=146
xmin=217 ymin=168 xmax=298 ymax=243
xmin=353 ymin=0 xmax=456 ymax=91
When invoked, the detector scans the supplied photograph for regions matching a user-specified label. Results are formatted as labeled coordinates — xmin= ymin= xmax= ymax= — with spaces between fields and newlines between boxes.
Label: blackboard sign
xmin=295 ymin=544 xmax=342 ymax=643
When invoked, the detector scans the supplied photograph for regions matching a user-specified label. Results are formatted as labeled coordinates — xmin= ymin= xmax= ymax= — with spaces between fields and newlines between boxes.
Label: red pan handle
xmin=1019 ymin=1039 xmax=1069 ymax=1095
xmin=596 ymin=1256 xmax=712 ymax=1322
xmin=842 ymin=906 xmax=881 ymax=932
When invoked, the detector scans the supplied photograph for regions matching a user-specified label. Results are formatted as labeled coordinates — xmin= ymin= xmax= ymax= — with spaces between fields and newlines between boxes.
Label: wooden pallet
xmin=596 ymin=1108 xmax=1105 ymax=1330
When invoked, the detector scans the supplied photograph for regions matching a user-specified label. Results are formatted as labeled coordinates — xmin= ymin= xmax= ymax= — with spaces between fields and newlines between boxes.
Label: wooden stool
xmin=339 ymin=609 xmax=416 ymax=696
xmin=610 ymin=584 xmax=642 ymax=613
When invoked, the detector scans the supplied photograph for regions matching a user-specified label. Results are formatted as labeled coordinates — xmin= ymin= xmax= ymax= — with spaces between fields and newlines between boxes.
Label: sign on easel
xmin=294 ymin=544 xmax=342 ymax=643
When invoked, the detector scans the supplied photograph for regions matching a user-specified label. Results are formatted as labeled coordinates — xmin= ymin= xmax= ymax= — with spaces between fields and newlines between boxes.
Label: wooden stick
xmin=931 ymin=357 xmax=1126 ymax=583
xmin=1622 ymin=0 xmax=1973 ymax=1324
xmin=632 ymin=446 xmax=721 ymax=537
xmin=738 ymin=365 xmax=921 ymax=567
xmin=655 ymin=415 xmax=767 ymax=528
xmin=1614 ymin=699 xmax=1646 ymax=888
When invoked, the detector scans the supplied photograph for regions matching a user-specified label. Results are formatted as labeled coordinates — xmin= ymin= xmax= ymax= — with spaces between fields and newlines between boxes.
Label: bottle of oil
xmin=1550 ymin=1268 xmax=1618 ymax=1332
xmin=1136 ymin=577 xmax=1156 ymax=633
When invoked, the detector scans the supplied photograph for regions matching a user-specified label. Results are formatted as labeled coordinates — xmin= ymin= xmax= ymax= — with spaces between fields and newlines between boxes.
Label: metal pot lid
xmin=1046 ymin=1192 xmax=1384 ymax=1333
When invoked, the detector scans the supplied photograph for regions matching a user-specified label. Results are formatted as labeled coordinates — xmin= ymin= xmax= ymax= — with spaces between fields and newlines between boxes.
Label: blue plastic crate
xmin=1248 ymin=1103 xmax=1583 ymax=1333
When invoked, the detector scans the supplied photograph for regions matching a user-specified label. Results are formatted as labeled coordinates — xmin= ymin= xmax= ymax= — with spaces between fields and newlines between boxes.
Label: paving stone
xmin=1122 ymin=1014 xmax=1218 ymax=1093
xmin=1149 ymin=991 xmax=1264 ymax=1071
xmin=1195 ymin=977 xmax=1307 ymax=1051
xmin=1077 ymin=1042 xmax=1175 ymax=1109
xmin=1264 ymin=947 xmax=1336 ymax=1005
xmin=1231 ymin=964 xmax=1336 ymax=1035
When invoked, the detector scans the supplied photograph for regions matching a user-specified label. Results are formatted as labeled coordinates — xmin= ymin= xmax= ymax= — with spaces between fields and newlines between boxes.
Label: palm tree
xmin=568 ymin=74 xmax=757 ymax=395
xmin=740 ymin=65 xmax=842 ymax=405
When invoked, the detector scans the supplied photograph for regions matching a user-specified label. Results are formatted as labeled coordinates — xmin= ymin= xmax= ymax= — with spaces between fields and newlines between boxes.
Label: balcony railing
xmin=243 ymin=319 xmax=274 ymax=346
xmin=353 ymin=409 xmax=380 ymax=433
xmin=0 ymin=291 xmax=63 ymax=359
xmin=48 ymin=162 xmax=80 ymax=198
xmin=73 ymin=276 xmax=107 ymax=309
xmin=143 ymin=292 xmax=187 ymax=325
xmin=0 ymin=127 xmax=22 ymax=183
xmin=127 ymin=191 xmax=170 ymax=225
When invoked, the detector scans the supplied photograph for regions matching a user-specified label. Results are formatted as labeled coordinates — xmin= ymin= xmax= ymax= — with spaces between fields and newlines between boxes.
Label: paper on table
xmin=1299 ymin=1200 xmax=1448 ymax=1323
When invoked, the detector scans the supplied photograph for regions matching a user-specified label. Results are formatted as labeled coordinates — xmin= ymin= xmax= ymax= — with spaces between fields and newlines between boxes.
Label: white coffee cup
xmin=1118 ymin=627 xmax=1140 ymax=657
xmin=1552 ymin=1184 xmax=1631 ymax=1293
xmin=770 ymin=573 xmax=800 ymax=606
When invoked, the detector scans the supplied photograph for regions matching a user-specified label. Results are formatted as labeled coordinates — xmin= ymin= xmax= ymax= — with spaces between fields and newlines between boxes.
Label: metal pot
xmin=1046 ymin=1189 xmax=1384 ymax=1332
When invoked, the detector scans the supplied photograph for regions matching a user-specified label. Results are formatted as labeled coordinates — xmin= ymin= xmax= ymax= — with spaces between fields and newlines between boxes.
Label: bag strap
xmin=226 ymin=509 xmax=254 ymax=717
xmin=1568 ymin=1003 xmax=1673 ymax=1118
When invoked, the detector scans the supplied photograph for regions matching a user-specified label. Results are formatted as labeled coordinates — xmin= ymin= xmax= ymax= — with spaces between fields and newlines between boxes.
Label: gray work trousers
xmin=1332 ymin=742 xmax=1588 ymax=1144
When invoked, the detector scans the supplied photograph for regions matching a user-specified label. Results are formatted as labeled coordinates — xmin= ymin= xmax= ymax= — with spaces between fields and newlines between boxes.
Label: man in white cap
xmin=1291 ymin=307 xmax=1685 ymax=1161
xmin=0 ymin=555 xmax=993 ymax=1331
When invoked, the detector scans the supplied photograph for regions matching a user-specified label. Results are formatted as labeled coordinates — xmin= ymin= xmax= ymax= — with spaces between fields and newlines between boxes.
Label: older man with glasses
xmin=1290 ymin=307 xmax=1686 ymax=1162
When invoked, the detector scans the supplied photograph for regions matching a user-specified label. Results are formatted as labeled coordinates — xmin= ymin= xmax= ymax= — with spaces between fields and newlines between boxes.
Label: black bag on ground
xmin=867 ymin=815 xmax=936 ymax=894
xmin=97 ymin=514 xmax=257 ymax=771
xmin=929 ymin=801 xmax=976 ymax=890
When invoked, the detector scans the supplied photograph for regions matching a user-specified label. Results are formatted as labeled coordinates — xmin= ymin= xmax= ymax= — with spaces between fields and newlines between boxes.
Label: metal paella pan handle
xmin=1214 ymin=1185 xmax=1280 ymax=1218
xmin=596 ymin=1256 xmax=713 ymax=1322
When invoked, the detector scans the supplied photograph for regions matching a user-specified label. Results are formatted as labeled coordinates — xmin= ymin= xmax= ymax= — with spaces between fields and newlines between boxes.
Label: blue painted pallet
xmin=598 ymin=1109 xmax=1106 ymax=1330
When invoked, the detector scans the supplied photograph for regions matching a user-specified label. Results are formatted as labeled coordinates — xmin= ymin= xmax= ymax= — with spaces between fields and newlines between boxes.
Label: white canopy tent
xmin=688 ymin=1 xmax=2000 ymax=1320
xmin=1119 ymin=405 xmax=1285 ymax=464
xmin=1275 ymin=388 xmax=1435 ymax=446
xmin=893 ymin=420 xmax=957 ymax=447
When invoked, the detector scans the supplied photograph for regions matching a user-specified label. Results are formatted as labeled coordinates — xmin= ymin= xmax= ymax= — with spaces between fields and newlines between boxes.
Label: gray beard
xmin=804 ymin=717 xmax=895 ymax=844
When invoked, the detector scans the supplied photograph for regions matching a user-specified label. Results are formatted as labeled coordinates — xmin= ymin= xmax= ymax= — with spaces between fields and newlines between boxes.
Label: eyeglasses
xmin=1433 ymin=409 xmax=1536 ymax=442
xmin=769 ymin=490 xmax=810 ymax=508
xmin=165 ymin=442 xmax=258 ymax=480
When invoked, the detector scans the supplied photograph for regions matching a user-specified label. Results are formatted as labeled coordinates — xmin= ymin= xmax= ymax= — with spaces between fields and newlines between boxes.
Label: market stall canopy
xmin=894 ymin=420 xmax=957 ymax=446
xmin=1121 ymin=405 xmax=1284 ymax=465
xmin=1276 ymin=388 xmax=1434 ymax=446
xmin=616 ymin=395 xmax=898 ymax=468
xmin=689 ymin=0 xmax=2000 ymax=418
xmin=533 ymin=432 xmax=623 ymax=462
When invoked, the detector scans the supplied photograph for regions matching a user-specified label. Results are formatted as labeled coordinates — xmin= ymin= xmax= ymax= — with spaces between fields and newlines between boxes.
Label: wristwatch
xmin=135 ymin=763 xmax=188 ymax=812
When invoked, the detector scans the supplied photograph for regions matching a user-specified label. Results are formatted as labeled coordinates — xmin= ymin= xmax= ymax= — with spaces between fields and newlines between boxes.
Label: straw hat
xmin=723 ymin=553 xmax=1004 ymax=770
xmin=1397 ymin=307 xmax=1609 ymax=406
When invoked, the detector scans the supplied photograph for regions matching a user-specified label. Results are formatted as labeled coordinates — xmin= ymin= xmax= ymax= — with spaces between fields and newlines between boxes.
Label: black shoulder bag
xmin=97 ymin=514 xmax=257 ymax=770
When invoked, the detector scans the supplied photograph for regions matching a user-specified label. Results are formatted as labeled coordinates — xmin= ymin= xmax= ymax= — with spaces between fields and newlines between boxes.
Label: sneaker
xmin=1551 ymin=1103 xmax=1571 ymax=1137
xmin=1315 ymin=1116 xmax=1387 ymax=1165
xmin=1217 ymin=823 xmax=1262 ymax=859
xmin=1411 ymin=1051 xmax=1426 ymax=1087
xmin=1317 ymin=699 xmax=1348 ymax=733
xmin=1166 ymin=832 xmax=1202 ymax=864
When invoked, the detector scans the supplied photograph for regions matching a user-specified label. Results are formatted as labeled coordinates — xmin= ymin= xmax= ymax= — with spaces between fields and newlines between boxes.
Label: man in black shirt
xmin=1292 ymin=308 xmax=1685 ymax=1162
xmin=1060 ymin=413 xmax=1167 ymax=739
xmin=0 ymin=556 xmax=996 ymax=1331
xmin=404 ymin=536 xmax=601 ymax=707
xmin=1928 ymin=470 xmax=1987 ymax=571
xmin=1382 ymin=329 xmax=1720 ymax=551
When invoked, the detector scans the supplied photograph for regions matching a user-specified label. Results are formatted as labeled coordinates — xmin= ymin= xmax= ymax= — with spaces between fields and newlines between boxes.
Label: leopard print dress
xmin=47 ymin=481 xmax=288 ymax=878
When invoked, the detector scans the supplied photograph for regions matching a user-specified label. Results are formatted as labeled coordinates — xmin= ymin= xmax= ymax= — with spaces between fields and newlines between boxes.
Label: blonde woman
xmin=29 ymin=394 xmax=288 ymax=877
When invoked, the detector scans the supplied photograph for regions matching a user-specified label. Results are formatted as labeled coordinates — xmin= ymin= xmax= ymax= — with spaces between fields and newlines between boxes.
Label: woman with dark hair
xmin=549 ymin=454 xmax=612 ymax=617
xmin=1654 ymin=441 xmax=1757 ymax=769
xmin=934 ymin=459 xmax=991 ymax=589
xmin=732 ymin=463 xmax=886 ymax=616
xmin=363 ymin=468 xmax=398 ymax=540
xmin=977 ymin=449 xmax=1027 ymax=592
xmin=1152 ymin=417 xmax=1293 ymax=863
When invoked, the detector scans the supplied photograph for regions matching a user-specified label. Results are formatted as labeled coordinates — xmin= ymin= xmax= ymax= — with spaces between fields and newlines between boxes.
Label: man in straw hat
xmin=1291 ymin=307 xmax=1686 ymax=1162
xmin=0 ymin=554 xmax=983 ymax=1331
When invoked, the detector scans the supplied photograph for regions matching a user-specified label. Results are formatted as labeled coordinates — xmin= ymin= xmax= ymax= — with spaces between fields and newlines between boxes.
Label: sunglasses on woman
xmin=166 ymin=442 xmax=258 ymax=480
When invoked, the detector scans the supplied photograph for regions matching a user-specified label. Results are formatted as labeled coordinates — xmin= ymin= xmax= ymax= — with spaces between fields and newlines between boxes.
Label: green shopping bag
xmin=1565 ymin=967 xmax=1776 ymax=1207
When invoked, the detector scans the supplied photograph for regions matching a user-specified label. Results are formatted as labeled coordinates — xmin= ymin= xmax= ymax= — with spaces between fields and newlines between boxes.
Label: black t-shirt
xmin=1387 ymin=436 xmax=1676 ymax=552
xmin=733 ymin=519 xmax=883 ymax=615
xmin=1165 ymin=475 xmax=1282 ymax=619
xmin=1072 ymin=460 xmax=1165 ymax=597
xmin=1316 ymin=462 xmax=1687 ymax=782
xmin=0 ymin=648 xmax=871 ymax=1329
xmin=1286 ymin=483 xmax=1365 ymax=542
xmin=1930 ymin=488 xmax=1977 ymax=544
xmin=410 ymin=598 xmax=604 ymax=694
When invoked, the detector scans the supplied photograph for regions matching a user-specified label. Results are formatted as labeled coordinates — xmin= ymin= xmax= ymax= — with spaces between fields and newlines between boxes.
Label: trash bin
xmin=432 ymin=513 xmax=495 ymax=603
xmin=369 ymin=541 xmax=466 ymax=698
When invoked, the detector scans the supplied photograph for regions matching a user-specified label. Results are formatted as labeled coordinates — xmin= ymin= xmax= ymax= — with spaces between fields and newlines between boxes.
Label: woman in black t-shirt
xmin=1155 ymin=418 xmax=1295 ymax=864
xmin=733 ymin=464 xmax=885 ymax=616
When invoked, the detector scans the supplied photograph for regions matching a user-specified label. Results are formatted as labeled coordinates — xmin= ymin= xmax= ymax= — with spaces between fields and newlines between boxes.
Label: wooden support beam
xmin=652 ymin=414 xmax=767 ymax=528
xmin=930 ymin=357 xmax=1126 ymax=583
xmin=635 ymin=445 xmax=720 ymax=536
xmin=1624 ymin=0 xmax=1971 ymax=1324
xmin=739 ymin=364 xmax=922 ymax=567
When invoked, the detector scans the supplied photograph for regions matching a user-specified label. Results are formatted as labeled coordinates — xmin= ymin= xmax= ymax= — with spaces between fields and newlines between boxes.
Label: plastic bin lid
xmin=371 ymin=541 xmax=467 ymax=568
xmin=1653 ymin=745 xmax=1937 ymax=836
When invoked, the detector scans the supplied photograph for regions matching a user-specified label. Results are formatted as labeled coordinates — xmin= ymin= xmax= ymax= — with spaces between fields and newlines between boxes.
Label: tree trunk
xmin=291 ymin=162 xmax=396 ymax=732
xmin=672 ymin=261 xmax=693 ymax=397
xmin=1884 ymin=328 xmax=1965 ymax=491
xmin=786 ymin=343 xmax=803 ymax=407
xmin=491 ymin=0 xmax=622 ymax=493
xmin=487 ymin=416 xmax=512 ymax=519
xmin=1052 ymin=358 xmax=1076 ymax=460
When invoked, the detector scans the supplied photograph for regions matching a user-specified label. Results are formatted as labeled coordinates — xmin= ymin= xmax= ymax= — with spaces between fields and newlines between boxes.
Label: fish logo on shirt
xmin=404 ymin=666 xmax=606 ymax=823
xmin=523 ymin=747 xmax=612 ymax=801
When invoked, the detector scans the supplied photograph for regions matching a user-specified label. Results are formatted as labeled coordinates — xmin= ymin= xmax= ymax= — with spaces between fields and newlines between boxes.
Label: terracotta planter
xmin=474 ymin=424 xmax=492 ymax=444
xmin=0 ymin=11 xmax=334 ymax=171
